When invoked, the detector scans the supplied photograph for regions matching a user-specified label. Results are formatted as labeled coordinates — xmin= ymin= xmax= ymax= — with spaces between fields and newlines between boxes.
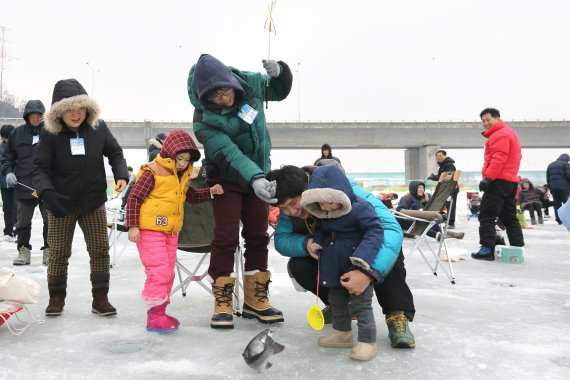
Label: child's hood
xmin=160 ymin=129 xmax=201 ymax=162
xmin=300 ymin=165 xmax=354 ymax=219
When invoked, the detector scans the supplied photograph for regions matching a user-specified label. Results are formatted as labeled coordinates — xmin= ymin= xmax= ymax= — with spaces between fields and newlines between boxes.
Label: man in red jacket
xmin=472 ymin=108 xmax=524 ymax=260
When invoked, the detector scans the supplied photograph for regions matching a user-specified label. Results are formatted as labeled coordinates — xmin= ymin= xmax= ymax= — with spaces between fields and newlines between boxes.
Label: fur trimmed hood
xmin=300 ymin=165 xmax=354 ymax=219
xmin=44 ymin=79 xmax=100 ymax=135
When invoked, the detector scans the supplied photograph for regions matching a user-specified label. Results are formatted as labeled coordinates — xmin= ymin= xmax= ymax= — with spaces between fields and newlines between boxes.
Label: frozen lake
xmin=1 ymin=206 xmax=570 ymax=379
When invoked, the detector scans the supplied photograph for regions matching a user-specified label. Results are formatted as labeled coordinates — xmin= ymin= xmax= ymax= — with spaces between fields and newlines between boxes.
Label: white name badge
xmin=70 ymin=138 xmax=85 ymax=155
xmin=32 ymin=135 xmax=39 ymax=145
xmin=237 ymin=104 xmax=258 ymax=125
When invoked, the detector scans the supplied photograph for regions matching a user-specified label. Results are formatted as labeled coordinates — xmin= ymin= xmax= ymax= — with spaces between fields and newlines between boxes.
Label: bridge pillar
xmin=405 ymin=145 xmax=440 ymax=181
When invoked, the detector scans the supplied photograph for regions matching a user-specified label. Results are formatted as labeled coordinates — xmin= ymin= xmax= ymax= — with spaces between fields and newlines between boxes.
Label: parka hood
xmin=23 ymin=100 xmax=46 ymax=123
xmin=408 ymin=181 xmax=425 ymax=199
xmin=520 ymin=177 xmax=535 ymax=190
xmin=44 ymin=79 xmax=100 ymax=134
xmin=159 ymin=129 xmax=201 ymax=162
xmin=440 ymin=156 xmax=455 ymax=166
xmin=189 ymin=54 xmax=245 ymax=111
xmin=301 ymin=165 xmax=353 ymax=219
xmin=557 ymin=153 xmax=570 ymax=162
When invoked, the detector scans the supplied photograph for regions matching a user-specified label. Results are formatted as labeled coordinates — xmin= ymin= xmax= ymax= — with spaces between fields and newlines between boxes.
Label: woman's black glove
xmin=42 ymin=190 xmax=69 ymax=217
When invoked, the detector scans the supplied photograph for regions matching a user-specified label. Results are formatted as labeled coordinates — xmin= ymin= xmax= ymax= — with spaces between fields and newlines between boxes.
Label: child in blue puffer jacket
xmin=300 ymin=165 xmax=383 ymax=362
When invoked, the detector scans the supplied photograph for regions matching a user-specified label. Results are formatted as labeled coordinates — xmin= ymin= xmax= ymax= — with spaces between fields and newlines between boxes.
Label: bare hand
xmin=115 ymin=179 xmax=127 ymax=193
xmin=210 ymin=184 xmax=224 ymax=196
xmin=128 ymin=227 xmax=140 ymax=243
xmin=340 ymin=270 xmax=372 ymax=295
xmin=306 ymin=237 xmax=319 ymax=260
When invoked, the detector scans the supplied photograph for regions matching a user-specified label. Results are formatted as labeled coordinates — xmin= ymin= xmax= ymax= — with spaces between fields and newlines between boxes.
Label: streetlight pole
xmin=296 ymin=62 xmax=301 ymax=122
xmin=85 ymin=62 xmax=95 ymax=97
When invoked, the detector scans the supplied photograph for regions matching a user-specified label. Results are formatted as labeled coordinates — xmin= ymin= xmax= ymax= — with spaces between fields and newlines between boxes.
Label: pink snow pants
xmin=137 ymin=230 xmax=178 ymax=307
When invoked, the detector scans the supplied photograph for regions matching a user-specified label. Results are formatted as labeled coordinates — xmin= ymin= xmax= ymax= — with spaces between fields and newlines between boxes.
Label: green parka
xmin=187 ymin=54 xmax=292 ymax=188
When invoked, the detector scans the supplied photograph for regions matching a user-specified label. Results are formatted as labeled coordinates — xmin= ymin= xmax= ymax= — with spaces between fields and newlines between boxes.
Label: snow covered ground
xmin=1 ymin=202 xmax=570 ymax=380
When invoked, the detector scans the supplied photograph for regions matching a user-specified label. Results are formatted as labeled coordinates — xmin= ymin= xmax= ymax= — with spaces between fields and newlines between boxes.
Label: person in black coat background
xmin=546 ymin=153 xmax=570 ymax=225
xmin=0 ymin=124 xmax=18 ymax=242
xmin=1 ymin=100 xmax=50 ymax=265
xmin=428 ymin=149 xmax=459 ymax=228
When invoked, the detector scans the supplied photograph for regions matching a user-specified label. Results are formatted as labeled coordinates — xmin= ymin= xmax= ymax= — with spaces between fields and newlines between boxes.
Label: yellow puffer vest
xmin=138 ymin=156 xmax=193 ymax=234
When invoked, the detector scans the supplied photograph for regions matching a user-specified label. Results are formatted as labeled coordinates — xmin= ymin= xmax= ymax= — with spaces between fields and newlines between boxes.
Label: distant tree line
xmin=0 ymin=92 xmax=27 ymax=118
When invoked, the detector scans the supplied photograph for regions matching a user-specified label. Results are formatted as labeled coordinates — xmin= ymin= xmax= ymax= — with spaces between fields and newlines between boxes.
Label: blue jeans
xmin=329 ymin=284 xmax=376 ymax=343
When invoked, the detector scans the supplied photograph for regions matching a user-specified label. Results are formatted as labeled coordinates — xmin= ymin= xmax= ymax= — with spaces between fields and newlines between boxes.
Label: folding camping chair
xmin=392 ymin=171 xmax=461 ymax=284
xmin=467 ymin=191 xmax=481 ymax=220
xmin=171 ymin=167 xmax=245 ymax=315
xmin=106 ymin=207 xmax=129 ymax=268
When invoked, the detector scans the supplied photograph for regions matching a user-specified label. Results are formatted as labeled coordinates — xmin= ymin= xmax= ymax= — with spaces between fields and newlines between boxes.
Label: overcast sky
xmin=2 ymin=0 xmax=570 ymax=123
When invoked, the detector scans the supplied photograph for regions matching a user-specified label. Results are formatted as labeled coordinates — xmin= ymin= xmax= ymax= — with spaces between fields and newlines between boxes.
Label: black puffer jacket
xmin=0 ymin=100 xmax=46 ymax=200
xmin=397 ymin=181 xmax=431 ymax=211
xmin=428 ymin=156 xmax=456 ymax=181
xmin=546 ymin=154 xmax=570 ymax=191
xmin=32 ymin=79 xmax=128 ymax=214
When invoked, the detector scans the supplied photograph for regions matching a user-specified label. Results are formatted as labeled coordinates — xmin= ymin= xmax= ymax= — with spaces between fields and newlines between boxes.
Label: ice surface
xmin=1 ymin=203 xmax=570 ymax=380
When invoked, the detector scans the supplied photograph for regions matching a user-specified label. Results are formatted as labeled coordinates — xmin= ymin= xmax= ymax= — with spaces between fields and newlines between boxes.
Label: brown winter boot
xmin=91 ymin=272 xmax=117 ymax=316
xmin=211 ymin=275 xmax=236 ymax=329
xmin=45 ymin=274 xmax=67 ymax=316
xmin=242 ymin=270 xmax=284 ymax=323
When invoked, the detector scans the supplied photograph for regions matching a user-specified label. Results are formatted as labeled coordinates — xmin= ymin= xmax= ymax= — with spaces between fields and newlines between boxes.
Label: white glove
xmin=6 ymin=173 xmax=17 ymax=187
xmin=252 ymin=178 xmax=277 ymax=204
xmin=262 ymin=59 xmax=281 ymax=78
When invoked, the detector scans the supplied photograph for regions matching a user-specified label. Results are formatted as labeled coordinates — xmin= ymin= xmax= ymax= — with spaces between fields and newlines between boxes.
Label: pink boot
xmin=147 ymin=303 xmax=178 ymax=333
xmin=163 ymin=299 xmax=180 ymax=327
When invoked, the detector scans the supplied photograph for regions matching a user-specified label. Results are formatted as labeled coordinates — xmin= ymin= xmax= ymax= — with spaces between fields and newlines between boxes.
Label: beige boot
xmin=318 ymin=329 xmax=354 ymax=348
xmin=211 ymin=275 xmax=235 ymax=329
xmin=42 ymin=247 xmax=49 ymax=266
xmin=242 ymin=270 xmax=284 ymax=323
xmin=13 ymin=246 xmax=31 ymax=265
xmin=350 ymin=341 xmax=377 ymax=361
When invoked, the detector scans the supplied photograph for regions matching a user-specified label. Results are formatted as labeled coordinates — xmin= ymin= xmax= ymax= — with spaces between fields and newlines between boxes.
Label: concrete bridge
xmin=2 ymin=118 xmax=568 ymax=179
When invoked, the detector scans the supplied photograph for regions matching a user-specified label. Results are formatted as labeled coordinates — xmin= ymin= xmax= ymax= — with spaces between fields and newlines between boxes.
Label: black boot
xmin=538 ymin=215 xmax=544 ymax=224
xmin=46 ymin=275 xmax=67 ymax=316
xmin=91 ymin=272 xmax=117 ymax=316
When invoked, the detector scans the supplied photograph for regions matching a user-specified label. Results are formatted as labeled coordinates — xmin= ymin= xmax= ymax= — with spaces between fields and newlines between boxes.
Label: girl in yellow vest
xmin=125 ymin=129 xmax=223 ymax=333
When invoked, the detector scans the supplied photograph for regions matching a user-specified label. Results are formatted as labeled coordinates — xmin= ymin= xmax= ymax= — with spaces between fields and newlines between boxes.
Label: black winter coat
xmin=428 ymin=157 xmax=456 ymax=181
xmin=33 ymin=120 xmax=128 ymax=214
xmin=546 ymin=154 xmax=570 ymax=191
xmin=0 ymin=123 xmax=44 ymax=199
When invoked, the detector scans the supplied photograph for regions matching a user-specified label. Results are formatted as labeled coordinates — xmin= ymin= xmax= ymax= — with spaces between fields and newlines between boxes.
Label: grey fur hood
xmin=44 ymin=79 xmax=101 ymax=135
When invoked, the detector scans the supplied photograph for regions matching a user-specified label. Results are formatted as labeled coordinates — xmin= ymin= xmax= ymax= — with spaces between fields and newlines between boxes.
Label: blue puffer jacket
xmin=274 ymin=179 xmax=402 ymax=279
xmin=301 ymin=166 xmax=383 ymax=287
xmin=547 ymin=154 xmax=570 ymax=191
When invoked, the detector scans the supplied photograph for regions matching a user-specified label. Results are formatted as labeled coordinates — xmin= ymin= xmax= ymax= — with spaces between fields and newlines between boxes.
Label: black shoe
xmin=471 ymin=246 xmax=495 ymax=261
xmin=448 ymin=224 xmax=455 ymax=230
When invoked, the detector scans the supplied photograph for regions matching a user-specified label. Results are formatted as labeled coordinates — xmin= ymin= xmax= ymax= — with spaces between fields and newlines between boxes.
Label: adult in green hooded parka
xmin=187 ymin=54 xmax=292 ymax=329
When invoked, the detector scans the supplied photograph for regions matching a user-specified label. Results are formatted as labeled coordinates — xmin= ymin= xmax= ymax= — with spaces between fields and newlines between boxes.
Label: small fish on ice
xmin=242 ymin=329 xmax=285 ymax=372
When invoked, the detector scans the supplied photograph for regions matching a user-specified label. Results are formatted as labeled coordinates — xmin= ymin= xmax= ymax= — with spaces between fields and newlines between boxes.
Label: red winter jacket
xmin=481 ymin=120 xmax=521 ymax=183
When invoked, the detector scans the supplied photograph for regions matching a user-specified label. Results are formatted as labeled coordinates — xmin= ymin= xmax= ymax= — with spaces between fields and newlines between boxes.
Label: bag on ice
xmin=0 ymin=267 xmax=41 ymax=304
